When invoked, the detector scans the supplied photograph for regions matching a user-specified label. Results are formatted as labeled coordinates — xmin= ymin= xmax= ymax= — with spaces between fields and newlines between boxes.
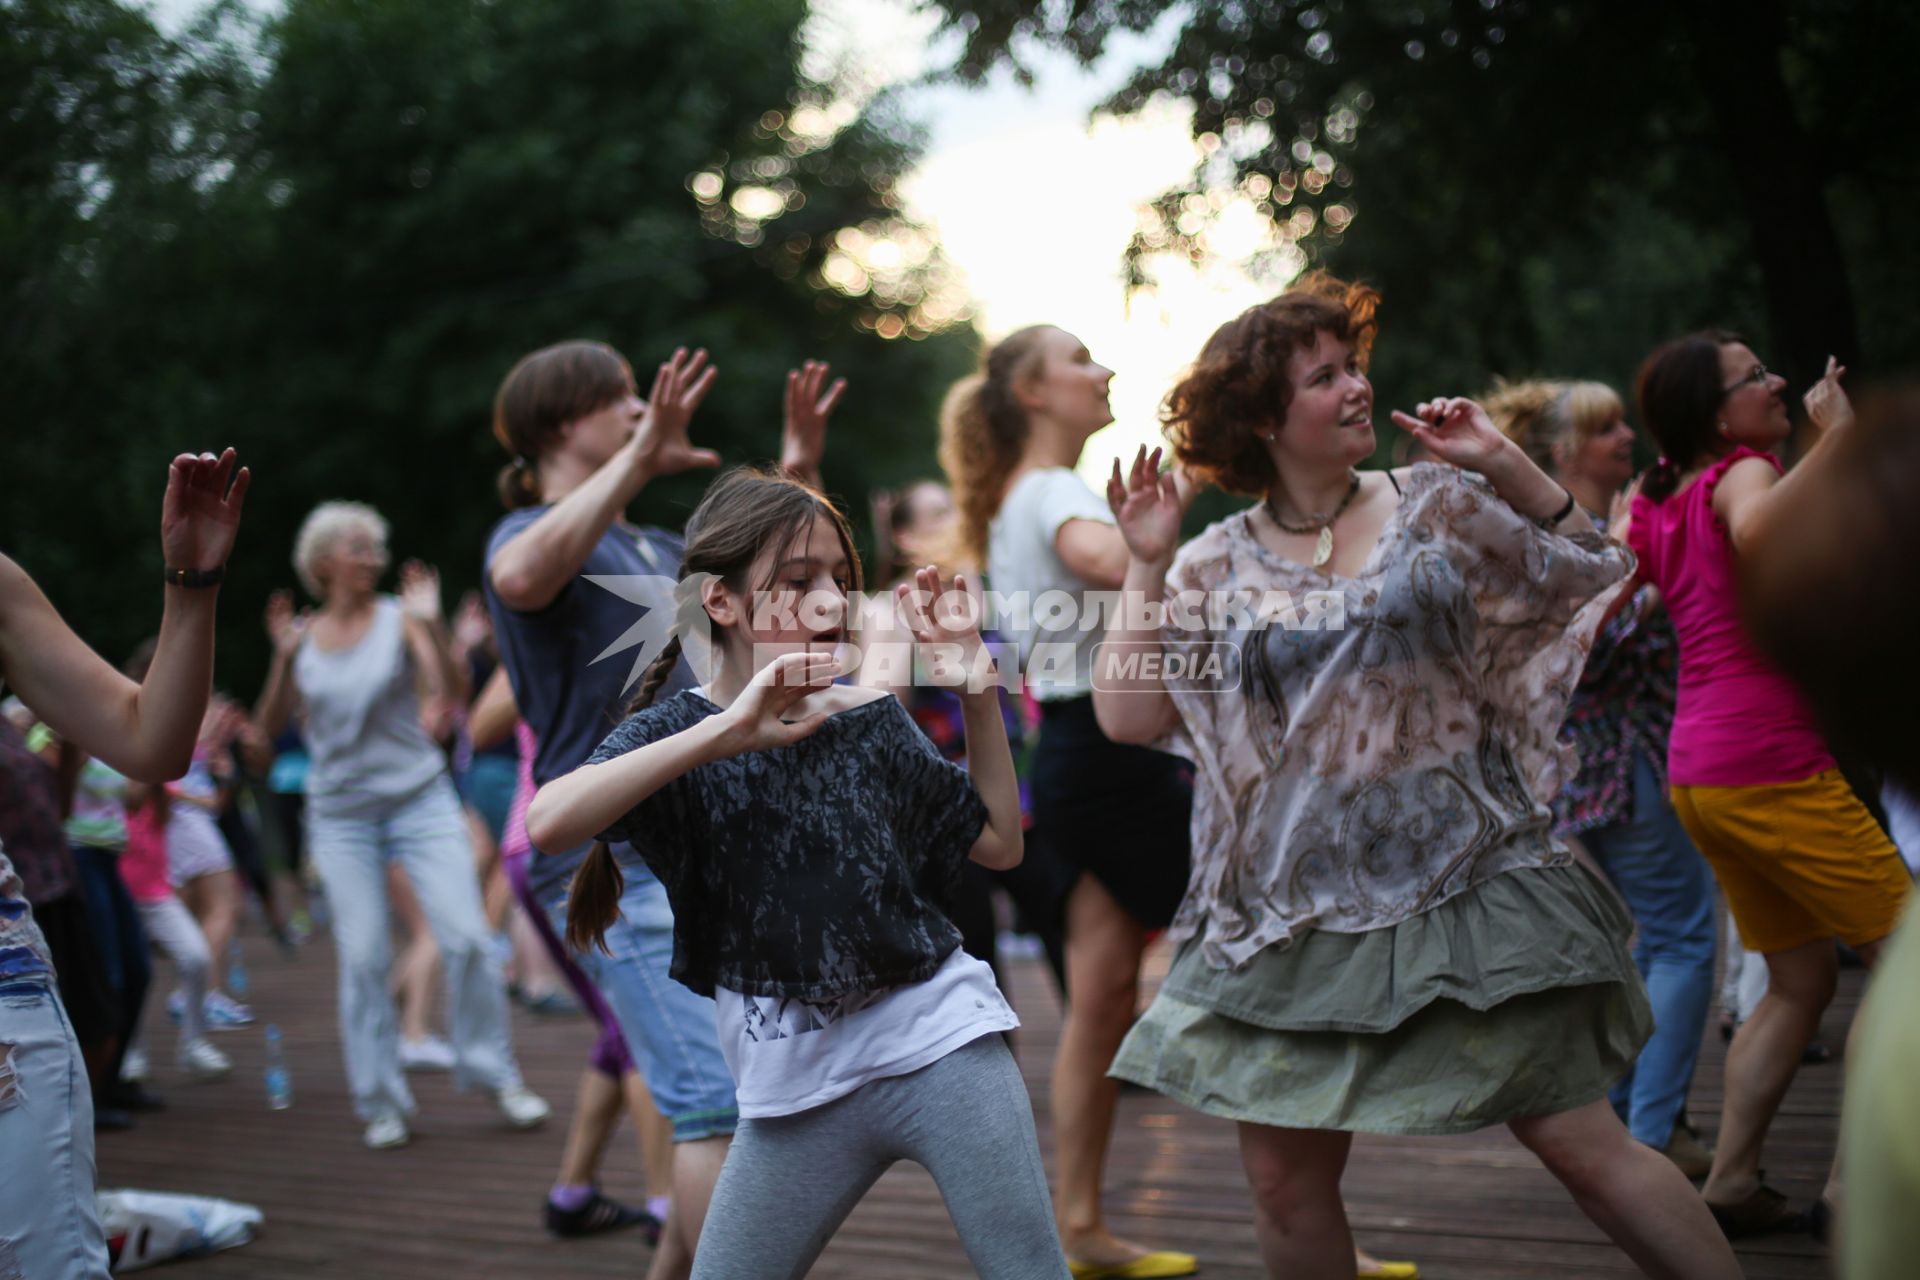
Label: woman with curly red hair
xmin=1092 ymin=274 xmax=1739 ymax=1278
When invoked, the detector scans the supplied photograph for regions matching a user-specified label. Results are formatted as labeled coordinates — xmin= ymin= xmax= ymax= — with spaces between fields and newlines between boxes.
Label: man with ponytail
xmin=483 ymin=339 xmax=843 ymax=1278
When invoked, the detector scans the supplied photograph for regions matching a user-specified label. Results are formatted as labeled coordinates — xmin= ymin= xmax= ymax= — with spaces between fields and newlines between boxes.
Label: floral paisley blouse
xmin=1153 ymin=463 xmax=1633 ymax=971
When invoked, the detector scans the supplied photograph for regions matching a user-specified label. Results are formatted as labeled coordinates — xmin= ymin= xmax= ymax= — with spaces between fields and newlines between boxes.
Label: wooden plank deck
xmin=97 ymin=926 xmax=1847 ymax=1278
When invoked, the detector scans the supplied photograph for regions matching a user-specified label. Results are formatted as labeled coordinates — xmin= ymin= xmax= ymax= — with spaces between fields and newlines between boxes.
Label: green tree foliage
xmin=928 ymin=0 xmax=1919 ymax=443
xmin=3 ymin=0 xmax=972 ymax=694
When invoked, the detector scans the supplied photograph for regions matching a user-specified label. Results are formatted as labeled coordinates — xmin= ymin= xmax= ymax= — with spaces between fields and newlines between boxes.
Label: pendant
xmin=1312 ymin=525 xmax=1335 ymax=571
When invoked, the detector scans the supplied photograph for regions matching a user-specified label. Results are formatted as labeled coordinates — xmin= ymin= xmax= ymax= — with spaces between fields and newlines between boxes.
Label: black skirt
xmin=1029 ymin=695 xmax=1193 ymax=930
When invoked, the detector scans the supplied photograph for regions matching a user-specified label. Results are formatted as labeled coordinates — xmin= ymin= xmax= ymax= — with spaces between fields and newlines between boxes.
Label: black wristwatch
xmin=1534 ymin=487 xmax=1578 ymax=531
xmin=162 ymin=564 xmax=226 ymax=588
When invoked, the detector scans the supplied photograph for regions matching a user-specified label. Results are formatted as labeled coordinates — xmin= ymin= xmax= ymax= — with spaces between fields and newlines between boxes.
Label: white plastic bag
xmin=97 ymin=1188 xmax=263 ymax=1272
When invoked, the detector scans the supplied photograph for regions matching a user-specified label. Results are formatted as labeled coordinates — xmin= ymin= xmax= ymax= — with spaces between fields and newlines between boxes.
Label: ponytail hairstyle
xmin=492 ymin=340 xmax=636 ymax=510
xmin=1163 ymin=271 xmax=1381 ymax=496
xmin=937 ymin=325 xmax=1055 ymax=566
xmin=1634 ymin=329 xmax=1742 ymax=501
xmin=564 ymin=467 xmax=864 ymax=953
xmin=1485 ymin=378 xmax=1625 ymax=476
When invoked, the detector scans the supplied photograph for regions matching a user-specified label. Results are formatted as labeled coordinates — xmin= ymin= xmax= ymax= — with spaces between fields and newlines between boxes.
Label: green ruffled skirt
xmin=1110 ymin=863 xmax=1654 ymax=1135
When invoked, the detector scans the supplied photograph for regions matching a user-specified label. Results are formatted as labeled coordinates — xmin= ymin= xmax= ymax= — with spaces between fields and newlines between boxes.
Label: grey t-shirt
xmin=293 ymin=596 xmax=448 ymax=819
xmin=987 ymin=467 xmax=1116 ymax=702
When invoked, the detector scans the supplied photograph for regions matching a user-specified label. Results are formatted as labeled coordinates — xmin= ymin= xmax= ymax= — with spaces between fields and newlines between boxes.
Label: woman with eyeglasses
xmin=1620 ymin=332 xmax=1911 ymax=1241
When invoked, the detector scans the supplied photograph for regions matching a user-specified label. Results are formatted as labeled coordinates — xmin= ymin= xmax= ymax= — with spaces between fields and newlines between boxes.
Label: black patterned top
xmin=587 ymin=689 xmax=990 ymax=999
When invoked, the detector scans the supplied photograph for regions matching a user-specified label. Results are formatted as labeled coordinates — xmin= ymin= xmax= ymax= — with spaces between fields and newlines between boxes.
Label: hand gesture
xmin=452 ymin=589 xmax=491 ymax=655
xmin=161 ymin=448 xmax=251 ymax=574
xmin=720 ymin=651 xmax=842 ymax=752
xmin=893 ymin=564 xmax=987 ymax=678
xmin=1803 ymin=356 xmax=1853 ymax=437
xmin=629 ymin=347 xmax=721 ymax=480
xmin=781 ymin=359 xmax=847 ymax=483
xmin=1389 ymin=398 xmax=1513 ymax=476
xmin=397 ymin=560 xmax=444 ymax=623
xmin=264 ymin=590 xmax=309 ymax=658
xmin=1607 ymin=474 xmax=1642 ymax=547
xmin=1106 ymin=445 xmax=1186 ymax=564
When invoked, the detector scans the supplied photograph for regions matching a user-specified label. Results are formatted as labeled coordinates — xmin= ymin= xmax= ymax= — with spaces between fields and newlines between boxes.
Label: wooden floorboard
xmin=96 ymin=925 xmax=1852 ymax=1277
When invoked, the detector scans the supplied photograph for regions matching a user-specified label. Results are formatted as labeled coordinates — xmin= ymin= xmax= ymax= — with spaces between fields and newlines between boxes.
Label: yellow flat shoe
xmin=1066 ymin=1250 xmax=1200 ymax=1279
xmin=1356 ymin=1262 xmax=1419 ymax=1279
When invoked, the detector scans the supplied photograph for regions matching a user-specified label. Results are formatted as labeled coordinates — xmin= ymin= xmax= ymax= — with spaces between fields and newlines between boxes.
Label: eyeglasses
xmin=1720 ymin=363 xmax=1769 ymax=397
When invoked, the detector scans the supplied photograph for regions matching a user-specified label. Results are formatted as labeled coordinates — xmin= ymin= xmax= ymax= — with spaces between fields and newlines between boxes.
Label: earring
xmin=1717 ymin=422 xmax=1730 ymax=436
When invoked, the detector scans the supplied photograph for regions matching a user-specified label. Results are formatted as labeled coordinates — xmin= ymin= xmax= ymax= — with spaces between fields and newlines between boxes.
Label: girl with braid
xmin=533 ymin=468 xmax=1066 ymax=1279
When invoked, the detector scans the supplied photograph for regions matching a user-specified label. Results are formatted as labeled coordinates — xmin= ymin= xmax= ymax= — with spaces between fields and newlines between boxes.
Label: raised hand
xmin=1388 ymin=398 xmax=1513 ymax=476
xmin=161 ymin=447 xmax=251 ymax=574
xmin=1106 ymin=445 xmax=1186 ymax=564
xmin=893 ymin=564 xmax=987 ymax=676
xmin=1803 ymin=355 xmax=1853 ymax=437
xmin=630 ymin=347 xmax=722 ymax=480
xmin=452 ymin=589 xmax=491 ymax=655
xmin=1607 ymin=474 xmax=1642 ymax=547
xmin=264 ymin=590 xmax=309 ymax=657
xmin=781 ymin=358 xmax=847 ymax=484
xmin=720 ymin=650 xmax=842 ymax=752
xmin=397 ymin=560 xmax=444 ymax=623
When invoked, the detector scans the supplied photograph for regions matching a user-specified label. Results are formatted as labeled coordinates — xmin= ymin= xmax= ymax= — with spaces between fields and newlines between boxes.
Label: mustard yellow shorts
xmin=1670 ymin=768 xmax=1913 ymax=954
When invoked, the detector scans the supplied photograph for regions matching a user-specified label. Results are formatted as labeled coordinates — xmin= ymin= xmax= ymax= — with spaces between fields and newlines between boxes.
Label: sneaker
xmin=178 ymin=1037 xmax=233 ymax=1081
xmin=364 ymin=1111 xmax=410 ymax=1150
xmin=203 ymin=990 xmax=255 ymax=1029
xmin=495 ymin=1084 xmax=551 ymax=1129
xmin=121 ymin=1047 xmax=150 ymax=1083
xmin=544 ymin=1190 xmax=661 ymax=1241
xmin=399 ymin=1034 xmax=456 ymax=1072
xmin=1659 ymin=1120 xmax=1715 ymax=1180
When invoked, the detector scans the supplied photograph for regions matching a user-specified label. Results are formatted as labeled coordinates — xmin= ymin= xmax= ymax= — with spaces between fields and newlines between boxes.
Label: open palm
xmin=630 ymin=347 xmax=721 ymax=479
xmin=1106 ymin=445 xmax=1184 ymax=563
xmin=724 ymin=651 xmax=842 ymax=752
xmin=161 ymin=448 xmax=250 ymax=572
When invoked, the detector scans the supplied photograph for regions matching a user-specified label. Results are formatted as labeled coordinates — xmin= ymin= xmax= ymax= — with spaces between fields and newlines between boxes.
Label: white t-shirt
xmin=987 ymin=467 xmax=1116 ymax=702
xmin=713 ymin=947 xmax=1018 ymax=1119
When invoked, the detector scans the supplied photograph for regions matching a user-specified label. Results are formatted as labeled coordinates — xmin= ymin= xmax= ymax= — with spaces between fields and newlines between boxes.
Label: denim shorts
xmin=538 ymin=865 xmax=738 ymax=1140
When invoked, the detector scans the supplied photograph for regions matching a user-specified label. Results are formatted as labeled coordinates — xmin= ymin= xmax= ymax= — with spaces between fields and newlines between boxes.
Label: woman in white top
xmin=254 ymin=500 xmax=548 ymax=1149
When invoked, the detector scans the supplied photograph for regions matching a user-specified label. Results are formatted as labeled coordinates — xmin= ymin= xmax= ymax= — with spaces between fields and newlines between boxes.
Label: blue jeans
xmin=1583 ymin=754 xmax=1718 ymax=1147
xmin=537 ymin=864 xmax=737 ymax=1141
xmin=0 ymin=977 xmax=112 ymax=1278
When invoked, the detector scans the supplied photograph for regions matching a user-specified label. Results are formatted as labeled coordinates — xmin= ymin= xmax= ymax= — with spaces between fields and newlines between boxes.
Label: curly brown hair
xmin=1162 ymin=272 xmax=1381 ymax=497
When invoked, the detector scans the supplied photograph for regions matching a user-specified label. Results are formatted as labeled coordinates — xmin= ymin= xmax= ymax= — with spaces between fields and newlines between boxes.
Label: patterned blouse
xmin=1552 ymin=512 xmax=1678 ymax=837
xmin=1154 ymin=464 xmax=1633 ymax=971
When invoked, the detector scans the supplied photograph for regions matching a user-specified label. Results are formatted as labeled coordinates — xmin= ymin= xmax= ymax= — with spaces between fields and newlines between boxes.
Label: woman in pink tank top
xmin=1624 ymin=331 xmax=1910 ymax=1242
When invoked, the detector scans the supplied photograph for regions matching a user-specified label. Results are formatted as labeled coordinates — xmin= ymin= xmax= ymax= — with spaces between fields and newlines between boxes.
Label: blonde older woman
xmin=255 ymin=501 xmax=548 ymax=1149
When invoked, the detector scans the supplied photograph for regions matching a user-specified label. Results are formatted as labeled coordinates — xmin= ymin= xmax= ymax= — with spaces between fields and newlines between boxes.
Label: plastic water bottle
xmin=227 ymin=939 xmax=249 ymax=999
xmin=264 ymin=1025 xmax=292 ymax=1110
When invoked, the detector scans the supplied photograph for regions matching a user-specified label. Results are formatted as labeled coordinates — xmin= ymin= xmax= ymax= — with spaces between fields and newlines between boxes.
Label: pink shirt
xmin=1628 ymin=446 xmax=1835 ymax=788
xmin=500 ymin=721 xmax=536 ymax=863
xmin=119 ymin=803 xmax=176 ymax=903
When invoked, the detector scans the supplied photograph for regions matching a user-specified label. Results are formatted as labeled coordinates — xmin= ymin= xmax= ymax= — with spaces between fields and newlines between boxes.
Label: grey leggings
xmin=690 ymin=1034 xmax=1068 ymax=1279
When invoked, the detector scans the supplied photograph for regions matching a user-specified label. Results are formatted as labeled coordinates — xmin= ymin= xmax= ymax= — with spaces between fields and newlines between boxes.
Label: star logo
xmin=583 ymin=571 xmax=721 ymax=690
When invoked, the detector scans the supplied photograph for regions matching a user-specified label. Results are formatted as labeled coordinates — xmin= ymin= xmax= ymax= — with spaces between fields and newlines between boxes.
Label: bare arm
xmin=527 ymin=650 xmax=839 ymax=855
xmin=1055 ymin=518 xmax=1130 ymax=590
xmin=490 ymin=349 xmax=718 ymax=612
xmin=0 ymin=451 xmax=249 ymax=782
xmin=1090 ymin=448 xmax=1182 ymax=745
xmin=252 ymin=590 xmax=305 ymax=741
xmin=958 ymin=687 xmax=1023 ymax=870
xmin=469 ymin=664 xmax=519 ymax=751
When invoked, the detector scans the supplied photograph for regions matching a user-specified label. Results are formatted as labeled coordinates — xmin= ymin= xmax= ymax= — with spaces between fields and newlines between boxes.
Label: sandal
xmin=1705 ymin=1184 xmax=1806 ymax=1239
xmin=1066 ymin=1251 xmax=1199 ymax=1279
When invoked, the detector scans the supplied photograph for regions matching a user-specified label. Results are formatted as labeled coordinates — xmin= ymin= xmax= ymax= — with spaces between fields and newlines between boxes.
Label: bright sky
xmin=144 ymin=0 xmax=1287 ymax=484
xmin=804 ymin=0 xmax=1289 ymax=483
